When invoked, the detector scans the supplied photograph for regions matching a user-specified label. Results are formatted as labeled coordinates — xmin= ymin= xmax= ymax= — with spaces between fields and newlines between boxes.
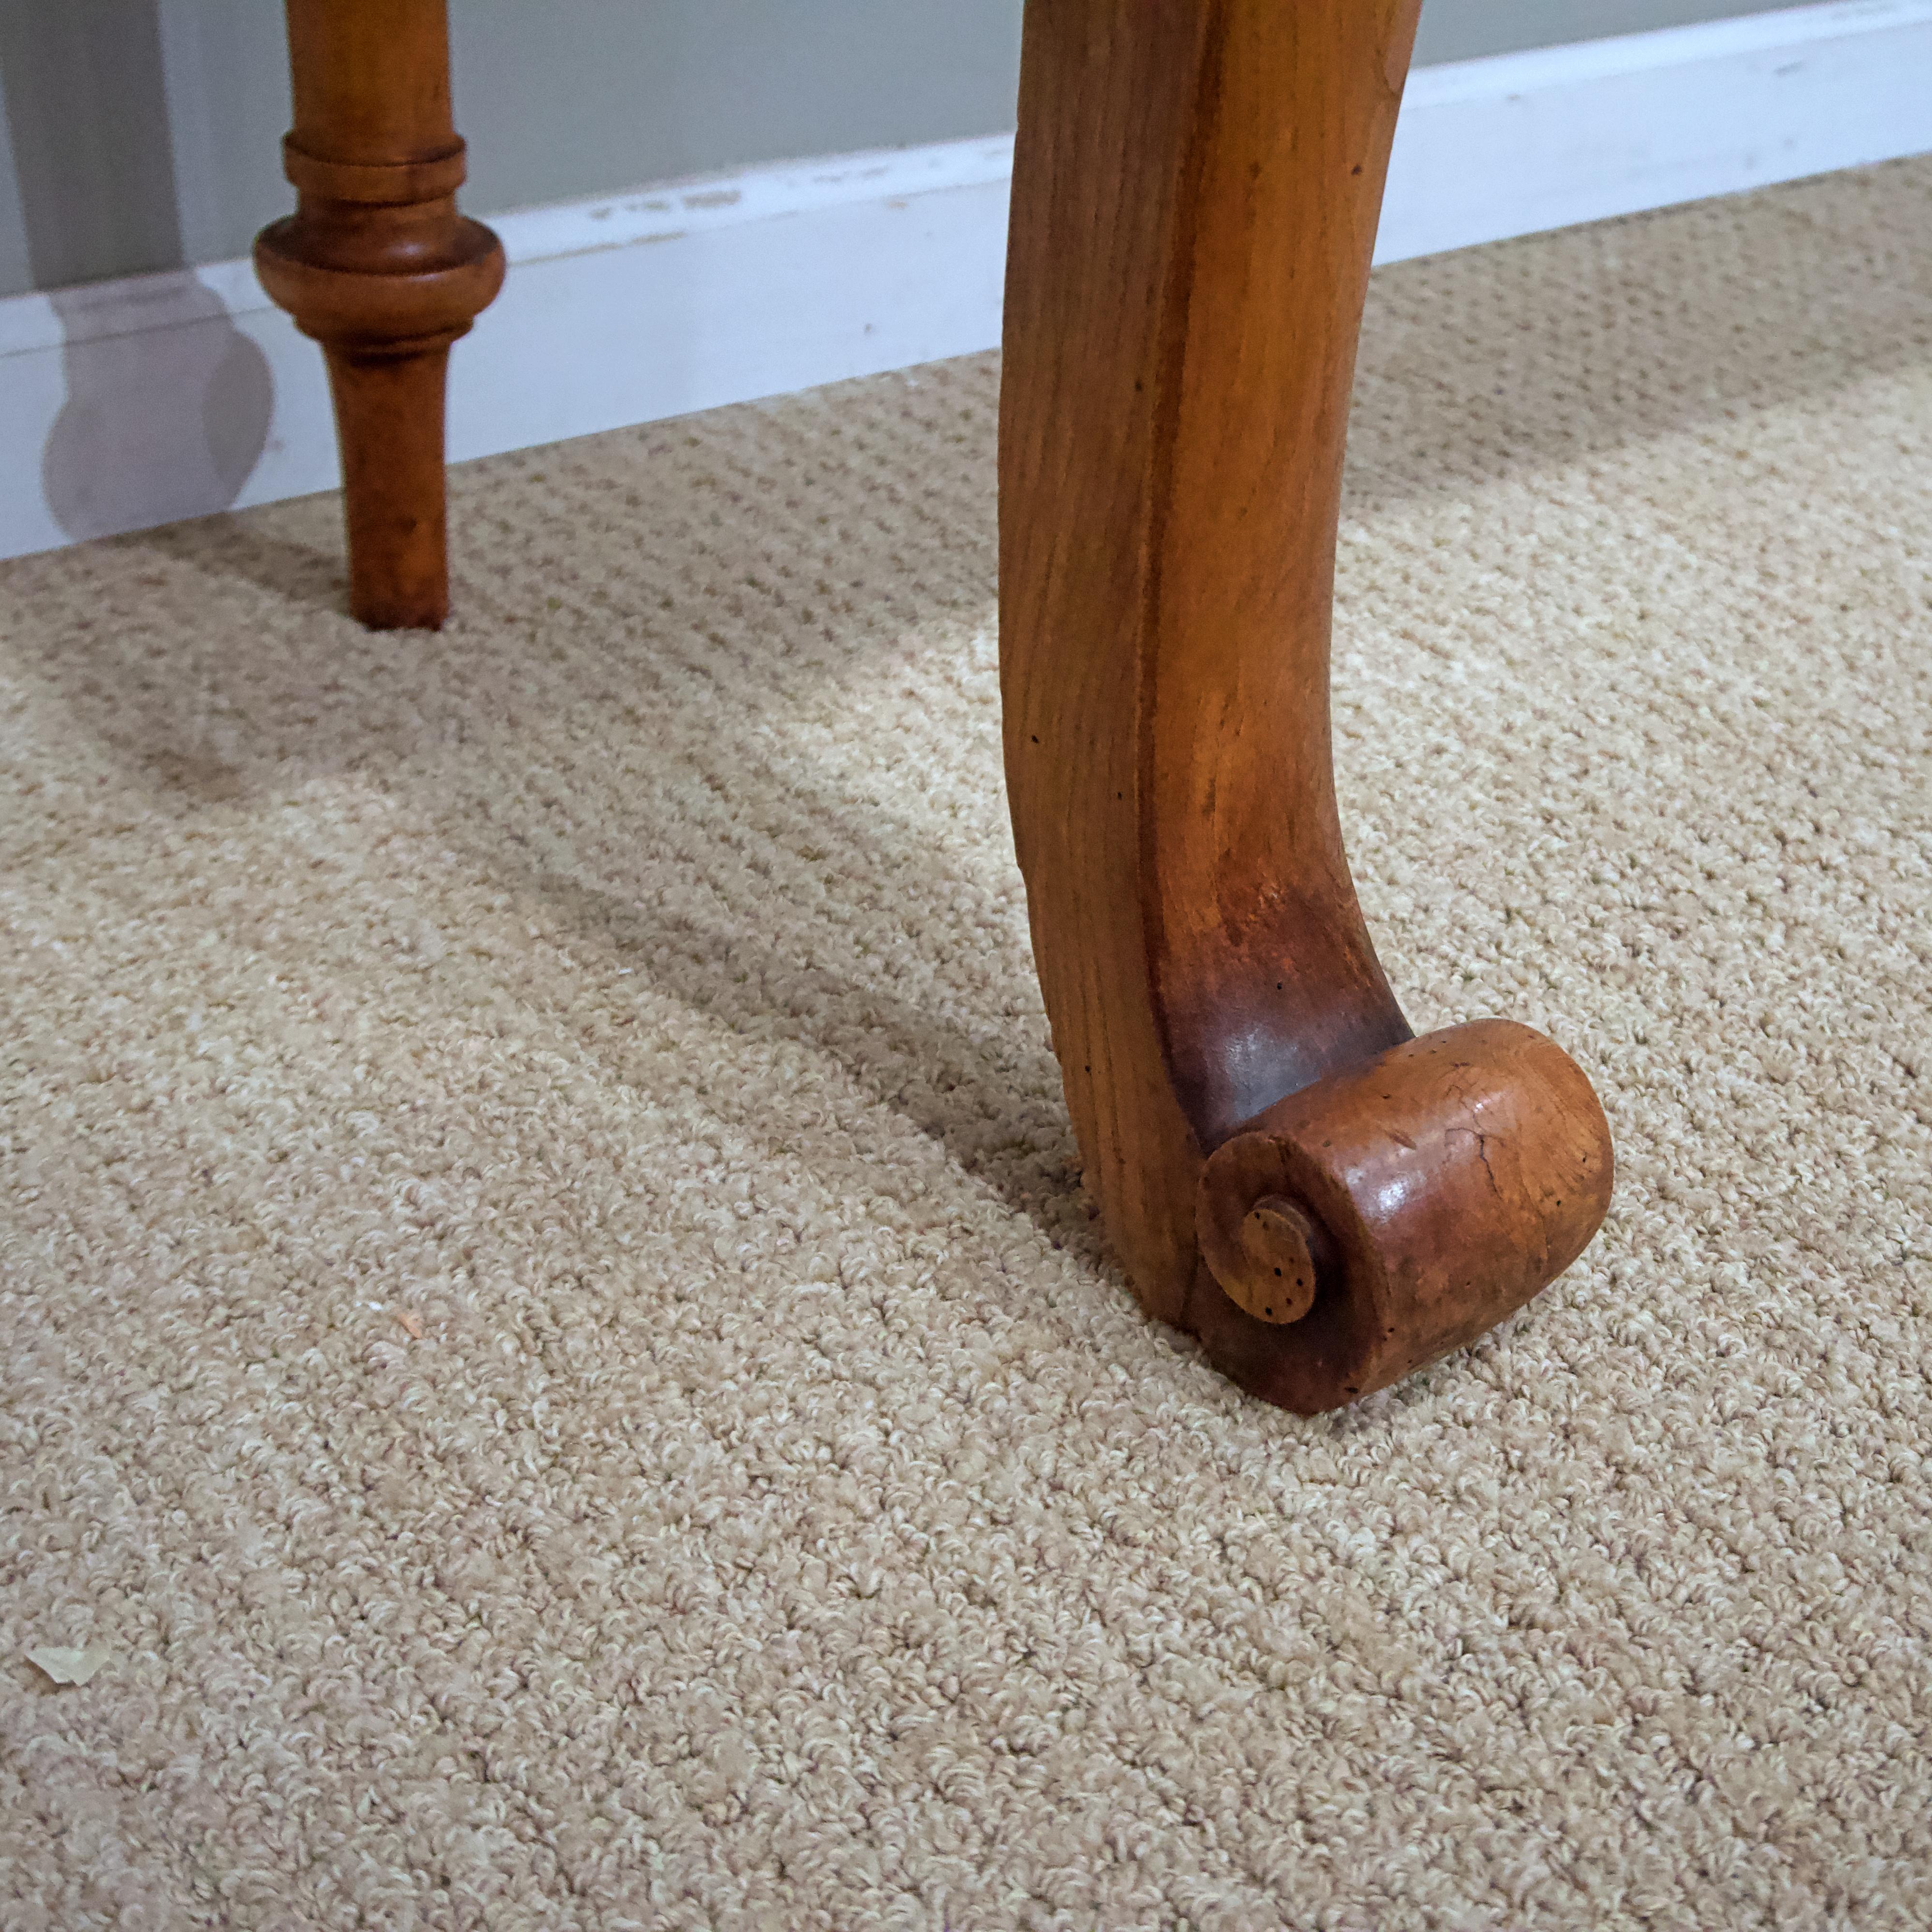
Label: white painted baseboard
xmin=2 ymin=0 xmax=1927 ymax=562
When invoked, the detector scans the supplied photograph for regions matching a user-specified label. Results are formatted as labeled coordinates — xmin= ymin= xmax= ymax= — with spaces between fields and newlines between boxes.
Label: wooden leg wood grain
xmin=999 ymin=0 xmax=1614 ymax=1412
xmin=254 ymin=0 xmax=502 ymax=630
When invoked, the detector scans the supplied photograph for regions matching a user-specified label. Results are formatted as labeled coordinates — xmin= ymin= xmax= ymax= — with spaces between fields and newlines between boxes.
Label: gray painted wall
xmin=0 ymin=0 xmax=1794 ymax=299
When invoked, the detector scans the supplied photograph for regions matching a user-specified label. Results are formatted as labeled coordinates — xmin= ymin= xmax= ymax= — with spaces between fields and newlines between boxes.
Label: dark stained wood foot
xmin=999 ymin=0 xmax=1615 ymax=1412
xmin=253 ymin=0 xmax=503 ymax=630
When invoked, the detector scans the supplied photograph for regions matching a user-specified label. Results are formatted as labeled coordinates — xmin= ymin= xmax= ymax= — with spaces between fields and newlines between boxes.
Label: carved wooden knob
xmin=1203 ymin=1195 xmax=1329 ymax=1325
xmin=1193 ymin=1020 xmax=1613 ymax=1413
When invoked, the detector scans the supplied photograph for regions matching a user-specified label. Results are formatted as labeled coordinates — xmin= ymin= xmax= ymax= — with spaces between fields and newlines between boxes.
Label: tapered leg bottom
xmin=327 ymin=344 xmax=453 ymax=631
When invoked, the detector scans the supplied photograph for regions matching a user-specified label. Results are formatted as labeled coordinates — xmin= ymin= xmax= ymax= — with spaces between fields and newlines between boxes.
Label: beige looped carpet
xmin=3 ymin=156 xmax=1930 ymax=1930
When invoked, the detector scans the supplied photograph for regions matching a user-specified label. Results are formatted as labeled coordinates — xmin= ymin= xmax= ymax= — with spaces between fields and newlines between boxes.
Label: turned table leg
xmin=1000 ymin=0 xmax=1613 ymax=1413
xmin=254 ymin=0 xmax=503 ymax=630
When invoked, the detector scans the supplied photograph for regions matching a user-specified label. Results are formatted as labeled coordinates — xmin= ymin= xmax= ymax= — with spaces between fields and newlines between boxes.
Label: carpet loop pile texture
xmin=2 ymin=158 xmax=1930 ymax=1928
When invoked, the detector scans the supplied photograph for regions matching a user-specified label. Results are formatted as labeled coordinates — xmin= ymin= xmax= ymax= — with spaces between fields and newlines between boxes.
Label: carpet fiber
xmin=3 ymin=157 xmax=1930 ymax=1930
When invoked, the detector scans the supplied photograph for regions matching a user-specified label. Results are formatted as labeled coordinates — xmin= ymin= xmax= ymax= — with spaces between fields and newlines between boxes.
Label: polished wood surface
xmin=1000 ymin=0 xmax=1614 ymax=1411
xmin=254 ymin=0 xmax=502 ymax=629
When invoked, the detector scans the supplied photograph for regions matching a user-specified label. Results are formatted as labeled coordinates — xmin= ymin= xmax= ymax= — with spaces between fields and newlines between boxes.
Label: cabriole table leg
xmin=998 ymin=0 xmax=1614 ymax=1412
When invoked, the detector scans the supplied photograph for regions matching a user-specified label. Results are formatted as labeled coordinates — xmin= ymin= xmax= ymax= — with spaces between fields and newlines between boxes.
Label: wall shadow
xmin=41 ymin=281 xmax=273 ymax=542
xmin=0 ymin=0 xmax=274 ymax=540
